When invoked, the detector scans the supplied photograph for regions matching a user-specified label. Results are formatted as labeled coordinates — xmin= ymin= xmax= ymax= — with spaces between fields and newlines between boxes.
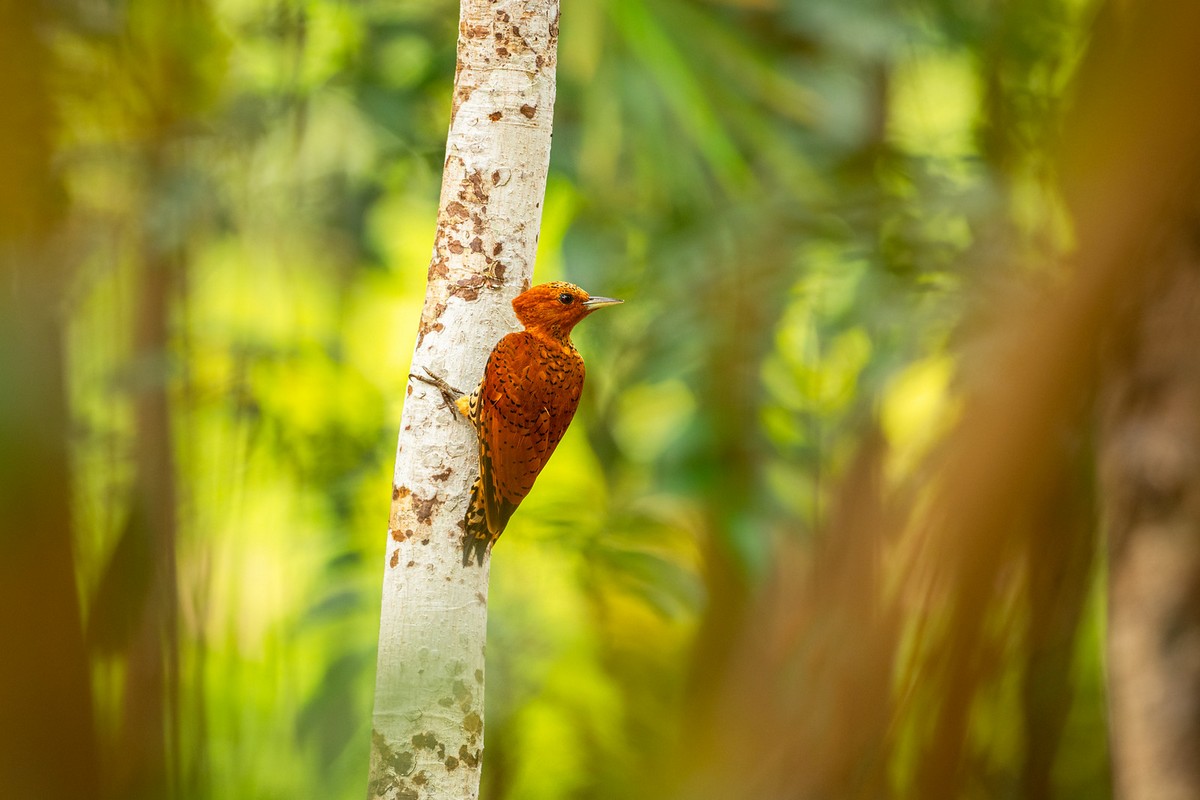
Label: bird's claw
xmin=410 ymin=368 xmax=464 ymax=413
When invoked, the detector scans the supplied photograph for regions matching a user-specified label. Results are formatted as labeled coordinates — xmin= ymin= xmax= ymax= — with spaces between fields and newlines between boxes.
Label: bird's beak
xmin=582 ymin=296 xmax=623 ymax=309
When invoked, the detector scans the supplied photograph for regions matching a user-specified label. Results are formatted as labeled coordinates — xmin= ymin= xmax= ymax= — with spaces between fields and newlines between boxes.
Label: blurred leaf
xmin=296 ymin=651 xmax=370 ymax=768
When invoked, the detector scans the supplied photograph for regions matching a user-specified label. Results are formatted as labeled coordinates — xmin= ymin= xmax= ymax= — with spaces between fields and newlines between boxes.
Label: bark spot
xmin=445 ymin=756 xmax=459 ymax=771
xmin=463 ymin=712 xmax=483 ymax=734
xmin=459 ymin=745 xmax=480 ymax=768
xmin=390 ymin=550 xmax=400 ymax=568
xmin=417 ymin=318 xmax=444 ymax=349
xmin=450 ymin=84 xmax=468 ymax=124
xmin=488 ymin=111 xmax=502 ymax=121
xmin=416 ymin=293 xmax=447 ymax=345
xmin=394 ymin=486 xmax=411 ymax=501
xmin=412 ymin=732 xmax=446 ymax=760
xmin=407 ymin=560 xmax=415 ymax=568
xmin=452 ymin=274 xmax=487 ymax=302
xmin=413 ymin=771 xmax=428 ymax=786
xmin=432 ymin=467 xmax=452 ymax=481
xmin=520 ymin=104 xmax=536 ymax=119
xmin=492 ymin=243 xmax=502 ymax=256
xmin=496 ymin=46 xmax=509 ymax=57
xmin=470 ymin=237 xmax=484 ymax=253
xmin=368 ymin=730 xmax=416 ymax=798
xmin=461 ymin=170 xmax=489 ymax=204
xmin=475 ymin=669 xmax=484 ymax=685
xmin=445 ymin=201 xmax=469 ymax=219
xmin=413 ymin=493 xmax=442 ymax=525
xmin=447 ymin=240 xmax=464 ymax=254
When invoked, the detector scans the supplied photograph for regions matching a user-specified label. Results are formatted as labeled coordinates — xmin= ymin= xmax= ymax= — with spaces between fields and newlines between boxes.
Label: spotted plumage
xmin=459 ymin=281 xmax=622 ymax=565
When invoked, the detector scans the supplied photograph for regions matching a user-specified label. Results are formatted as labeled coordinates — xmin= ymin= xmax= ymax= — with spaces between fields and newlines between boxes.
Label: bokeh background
xmin=7 ymin=0 xmax=1200 ymax=798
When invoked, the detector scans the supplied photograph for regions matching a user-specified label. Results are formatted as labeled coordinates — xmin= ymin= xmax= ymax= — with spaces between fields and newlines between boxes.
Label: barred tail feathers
xmin=462 ymin=476 xmax=493 ymax=567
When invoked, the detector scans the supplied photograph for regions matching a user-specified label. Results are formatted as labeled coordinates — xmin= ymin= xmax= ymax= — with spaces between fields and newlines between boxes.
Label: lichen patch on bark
xmin=368 ymin=729 xmax=417 ymax=798
xmin=412 ymin=731 xmax=446 ymax=760
xmin=458 ymin=745 xmax=481 ymax=769
xmin=413 ymin=493 xmax=442 ymax=526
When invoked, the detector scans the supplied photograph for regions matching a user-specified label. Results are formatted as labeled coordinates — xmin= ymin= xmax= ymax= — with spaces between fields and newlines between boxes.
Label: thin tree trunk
xmin=111 ymin=234 xmax=181 ymax=800
xmin=367 ymin=2 xmax=559 ymax=798
xmin=1101 ymin=213 xmax=1200 ymax=800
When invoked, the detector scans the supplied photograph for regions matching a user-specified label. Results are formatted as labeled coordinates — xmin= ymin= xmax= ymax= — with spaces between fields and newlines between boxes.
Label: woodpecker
xmin=417 ymin=282 xmax=622 ymax=566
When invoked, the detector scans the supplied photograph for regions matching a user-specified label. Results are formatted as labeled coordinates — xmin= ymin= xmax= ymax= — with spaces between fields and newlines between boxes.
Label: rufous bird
xmin=418 ymin=281 xmax=622 ymax=566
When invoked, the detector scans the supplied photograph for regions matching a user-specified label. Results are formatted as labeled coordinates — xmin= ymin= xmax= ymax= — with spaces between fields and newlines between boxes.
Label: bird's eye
xmin=558 ymin=293 xmax=574 ymax=305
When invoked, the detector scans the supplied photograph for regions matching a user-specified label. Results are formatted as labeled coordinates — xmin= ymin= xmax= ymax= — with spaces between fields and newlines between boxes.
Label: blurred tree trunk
xmin=0 ymin=2 xmax=102 ymax=798
xmin=1101 ymin=202 xmax=1200 ymax=800
xmin=367 ymin=1 xmax=559 ymax=798
xmin=90 ymin=2 xmax=221 ymax=792
xmin=110 ymin=229 xmax=181 ymax=799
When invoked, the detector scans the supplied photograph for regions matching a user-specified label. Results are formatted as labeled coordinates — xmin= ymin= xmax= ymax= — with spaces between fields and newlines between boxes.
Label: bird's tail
xmin=462 ymin=476 xmax=493 ymax=567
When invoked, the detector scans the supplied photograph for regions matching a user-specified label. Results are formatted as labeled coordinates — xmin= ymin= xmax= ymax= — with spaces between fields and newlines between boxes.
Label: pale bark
xmin=367 ymin=1 xmax=559 ymax=798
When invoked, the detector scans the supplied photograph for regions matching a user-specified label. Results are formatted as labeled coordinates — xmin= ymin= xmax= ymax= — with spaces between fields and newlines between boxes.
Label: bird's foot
xmin=410 ymin=368 xmax=465 ymax=414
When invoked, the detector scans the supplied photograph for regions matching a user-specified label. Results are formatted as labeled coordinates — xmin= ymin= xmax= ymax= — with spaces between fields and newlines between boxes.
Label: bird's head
xmin=512 ymin=281 xmax=623 ymax=339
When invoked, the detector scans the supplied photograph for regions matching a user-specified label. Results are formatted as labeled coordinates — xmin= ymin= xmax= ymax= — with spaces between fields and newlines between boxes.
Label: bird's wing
xmin=477 ymin=332 xmax=584 ymax=535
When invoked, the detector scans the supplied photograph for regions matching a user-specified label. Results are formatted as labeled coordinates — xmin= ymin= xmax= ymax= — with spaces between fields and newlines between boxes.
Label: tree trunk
xmin=0 ymin=2 xmax=102 ymax=797
xmin=367 ymin=2 xmax=559 ymax=798
xmin=111 ymin=232 xmax=181 ymax=800
xmin=1101 ymin=208 xmax=1200 ymax=800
